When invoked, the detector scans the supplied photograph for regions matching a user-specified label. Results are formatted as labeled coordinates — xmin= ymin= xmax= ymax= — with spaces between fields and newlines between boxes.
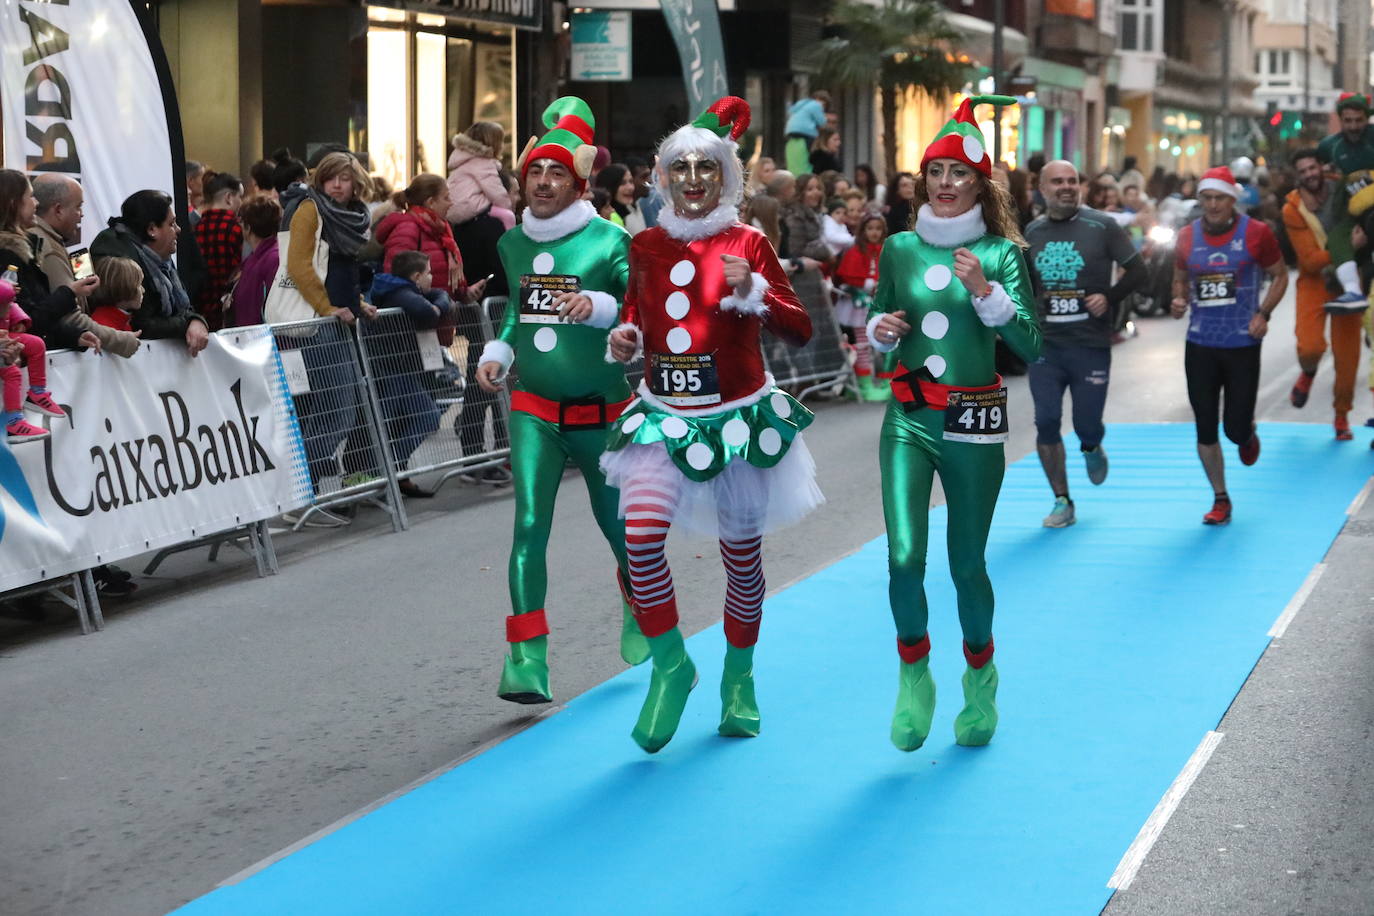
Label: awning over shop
xmin=944 ymin=12 xmax=1028 ymax=71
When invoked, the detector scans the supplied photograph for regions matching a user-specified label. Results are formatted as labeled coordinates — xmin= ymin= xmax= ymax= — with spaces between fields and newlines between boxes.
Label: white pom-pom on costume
xmin=720 ymin=272 xmax=770 ymax=316
xmin=970 ymin=281 xmax=1016 ymax=327
xmin=582 ymin=290 xmax=620 ymax=328
xmin=867 ymin=312 xmax=899 ymax=352
xmin=604 ymin=322 xmax=643 ymax=364
xmin=479 ymin=339 xmax=514 ymax=382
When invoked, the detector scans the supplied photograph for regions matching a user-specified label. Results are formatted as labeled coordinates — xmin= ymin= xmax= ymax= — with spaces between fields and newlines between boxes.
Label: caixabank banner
xmin=0 ymin=328 xmax=313 ymax=592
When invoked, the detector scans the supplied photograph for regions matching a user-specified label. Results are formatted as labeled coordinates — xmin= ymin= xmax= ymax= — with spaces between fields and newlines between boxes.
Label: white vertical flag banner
xmin=1 ymin=0 xmax=180 ymax=248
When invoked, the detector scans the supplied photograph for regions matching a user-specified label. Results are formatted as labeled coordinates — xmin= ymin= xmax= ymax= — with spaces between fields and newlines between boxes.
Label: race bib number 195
xmin=648 ymin=353 xmax=721 ymax=407
xmin=943 ymin=387 xmax=1009 ymax=444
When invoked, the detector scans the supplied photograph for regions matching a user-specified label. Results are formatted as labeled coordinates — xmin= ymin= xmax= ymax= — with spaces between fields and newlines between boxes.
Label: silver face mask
xmin=667 ymin=152 xmax=724 ymax=218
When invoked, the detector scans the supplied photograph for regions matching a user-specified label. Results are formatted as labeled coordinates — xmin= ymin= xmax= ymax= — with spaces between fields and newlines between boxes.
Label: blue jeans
xmin=1028 ymin=341 xmax=1111 ymax=450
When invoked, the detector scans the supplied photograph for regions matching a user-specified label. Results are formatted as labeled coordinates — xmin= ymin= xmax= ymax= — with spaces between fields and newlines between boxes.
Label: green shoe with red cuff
xmin=498 ymin=610 xmax=552 ymax=704
xmin=718 ymin=644 xmax=760 ymax=738
xmin=631 ymin=622 xmax=697 ymax=753
xmin=953 ymin=639 xmax=999 ymax=746
xmin=890 ymin=635 xmax=936 ymax=752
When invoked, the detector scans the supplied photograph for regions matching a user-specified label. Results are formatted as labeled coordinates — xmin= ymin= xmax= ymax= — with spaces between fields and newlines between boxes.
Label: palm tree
xmin=815 ymin=0 xmax=971 ymax=180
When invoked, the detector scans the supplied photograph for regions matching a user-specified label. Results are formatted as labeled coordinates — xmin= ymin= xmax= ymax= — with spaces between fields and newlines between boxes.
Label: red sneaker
xmin=1203 ymin=497 xmax=1232 ymax=526
xmin=1290 ymin=372 xmax=1314 ymax=408
xmin=1238 ymin=432 xmax=1261 ymax=466
xmin=1335 ymin=415 xmax=1353 ymax=441
xmin=24 ymin=390 xmax=65 ymax=419
xmin=6 ymin=418 xmax=49 ymax=443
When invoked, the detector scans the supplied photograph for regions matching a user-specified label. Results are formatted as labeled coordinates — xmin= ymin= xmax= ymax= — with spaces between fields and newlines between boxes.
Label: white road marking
xmin=1108 ymin=730 xmax=1225 ymax=891
xmin=1345 ymin=476 xmax=1374 ymax=518
xmin=1268 ymin=563 xmax=1326 ymax=639
xmin=215 ymin=703 xmax=565 ymax=888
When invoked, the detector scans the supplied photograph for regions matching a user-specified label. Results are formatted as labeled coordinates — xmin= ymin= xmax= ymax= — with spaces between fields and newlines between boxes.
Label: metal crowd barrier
xmin=270 ymin=316 xmax=407 ymax=531
xmin=354 ymin=298 xmax=513 ymax=493
xmin=762 ymin=271 xmax=856 ymax=400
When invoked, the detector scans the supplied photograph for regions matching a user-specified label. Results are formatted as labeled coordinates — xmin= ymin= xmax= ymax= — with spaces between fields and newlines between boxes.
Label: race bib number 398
xmin=1045 ymin=288 xmax=1087 ymax=323
xmin=648 ymin=353 xmax=721 ymax=407
xmin=519 ymin=274 xmax=580 ymax=323
xmin=943 ymin=386 xmax=1009 ymax=444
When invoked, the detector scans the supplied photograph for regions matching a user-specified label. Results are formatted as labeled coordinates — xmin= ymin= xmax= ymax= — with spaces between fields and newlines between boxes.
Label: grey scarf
xmin=110 ymin=221 xmax=190 ymax=317
xmin=281 ymin=184 xmax=371 ymax=258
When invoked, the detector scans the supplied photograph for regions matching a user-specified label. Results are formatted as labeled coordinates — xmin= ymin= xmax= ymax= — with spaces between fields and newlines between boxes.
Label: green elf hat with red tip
xmin=690 ymin=96 xmax=751 ymax=141
xmin=920 ymin=94 xmax=1017 ymax=177
xmin=1336 ymin=91 xmax=1371 ymax=114
xmin=517 ymin=96 xmax=598 ymax=186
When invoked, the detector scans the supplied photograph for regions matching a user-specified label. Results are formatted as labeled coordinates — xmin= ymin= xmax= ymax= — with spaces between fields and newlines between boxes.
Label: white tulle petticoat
xmin=600 ymin=438 xmax=824 ymax=539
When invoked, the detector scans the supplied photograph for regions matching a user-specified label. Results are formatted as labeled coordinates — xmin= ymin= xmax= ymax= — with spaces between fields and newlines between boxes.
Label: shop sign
xmin=571 ymin=11 xmax=632 ymax=81
xmin=384 ymin=0 xmax=543 ymax=31
xmin=1045 ymin=0 xmax=1095 ymax=20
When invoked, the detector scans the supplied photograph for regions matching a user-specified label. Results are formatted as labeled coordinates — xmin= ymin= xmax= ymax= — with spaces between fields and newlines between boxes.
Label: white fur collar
xmin=520 ymin=199 xmax=597 ymax=243
xmin=913 ymin=203 xmax=987 ymax=248
xmin=656 ymin=202 xmax=739 ymax=241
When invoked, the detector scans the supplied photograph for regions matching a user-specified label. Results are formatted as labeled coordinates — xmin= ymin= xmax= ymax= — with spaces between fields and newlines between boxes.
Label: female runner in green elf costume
xmin=476 ymin=97 xmax=649 ymax=704
xmin=867 ymin=97 xmax=1041 ymax=750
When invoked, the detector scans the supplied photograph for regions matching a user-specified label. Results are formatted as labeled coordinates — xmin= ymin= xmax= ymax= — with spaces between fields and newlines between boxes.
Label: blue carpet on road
xmin=177 ymin=422 xmax=1371 ymax=916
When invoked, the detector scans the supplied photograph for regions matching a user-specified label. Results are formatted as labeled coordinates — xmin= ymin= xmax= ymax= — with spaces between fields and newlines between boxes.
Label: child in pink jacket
xmin=0 ymin=279 xmax=65 ymax=443
xmin=446 ymin=122 xmax=515 ymax=230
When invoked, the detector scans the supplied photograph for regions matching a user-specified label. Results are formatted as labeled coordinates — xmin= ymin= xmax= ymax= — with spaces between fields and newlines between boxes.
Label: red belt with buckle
xmin=890 ymin=363 xmax=1003 ymax=411
xmin=511 ymin=390 xmax=631 ymax=429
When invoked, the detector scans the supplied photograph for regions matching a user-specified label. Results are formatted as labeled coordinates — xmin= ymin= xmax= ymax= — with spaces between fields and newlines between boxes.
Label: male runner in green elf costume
xmin=476 ymin=97 xmax=649 ymax=704
xmin=868 ymin=97 xmax=1041 ymax=750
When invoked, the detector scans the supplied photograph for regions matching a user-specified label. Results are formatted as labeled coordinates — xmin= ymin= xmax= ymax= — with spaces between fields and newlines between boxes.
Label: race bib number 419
xmin=943 ymin=386 xmax=1009 ymax=444
xmin=648 ymin=353 xmax=721 ymax=407
xmin=519 ymin=274 xmax=580 ymax=323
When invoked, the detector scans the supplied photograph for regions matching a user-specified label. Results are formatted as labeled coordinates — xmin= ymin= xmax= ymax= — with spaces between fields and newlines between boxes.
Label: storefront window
xmin=362 ymin=6 xmax=515 ymax=192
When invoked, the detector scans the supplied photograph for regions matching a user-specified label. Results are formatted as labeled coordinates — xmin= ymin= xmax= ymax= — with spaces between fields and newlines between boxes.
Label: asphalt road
xmin=2 ymin=278 xmax=1371 ymax=916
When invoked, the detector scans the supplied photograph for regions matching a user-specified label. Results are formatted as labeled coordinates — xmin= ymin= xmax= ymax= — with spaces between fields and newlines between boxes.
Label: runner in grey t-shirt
xmin=1023 ymin=160 xmax=1148 ymax=527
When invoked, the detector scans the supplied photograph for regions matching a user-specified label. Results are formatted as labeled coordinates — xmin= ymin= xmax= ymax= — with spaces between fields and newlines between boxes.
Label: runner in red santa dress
xmin=604 ymin=97 xmax=822 ymax=753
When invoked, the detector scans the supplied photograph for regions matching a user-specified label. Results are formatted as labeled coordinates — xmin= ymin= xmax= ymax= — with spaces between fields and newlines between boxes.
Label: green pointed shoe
xmin=857 ymin=374 xmax=891 ymax=403
xmin=954 ymin=660 xmax=999 ymax=746
xmin=497 ymin=635 xmax=551 ymax=704
xmin=718 ymin=644 xmax=760 ymax=738
xmin=619 ymin=600 xmax=651 ymax=667
xmin=631 ymin=628 xmax=697 ymax=753
xmin=890 ymin=656 xmax=937 ymax=751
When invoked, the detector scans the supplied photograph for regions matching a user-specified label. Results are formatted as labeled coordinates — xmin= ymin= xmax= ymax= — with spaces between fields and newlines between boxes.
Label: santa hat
xmin=0 ymin=280 xmax=13 ymax=307
xmin=921 ymin=95 xmax=1016 ymax=177
xmin=1197 ymin=166 xmax=1239 ymax=199
xmin=653 ymin=96 xmax=753 ymax=208
xmin=517 ymin=96 xmax=597 ymax=186
xmin=1337 ymin=92 xmax=1371 ymax=114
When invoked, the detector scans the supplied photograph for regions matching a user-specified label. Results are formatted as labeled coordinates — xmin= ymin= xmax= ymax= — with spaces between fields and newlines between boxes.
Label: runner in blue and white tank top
xmin=1171 ymin=165 xmax=1289 ymax=526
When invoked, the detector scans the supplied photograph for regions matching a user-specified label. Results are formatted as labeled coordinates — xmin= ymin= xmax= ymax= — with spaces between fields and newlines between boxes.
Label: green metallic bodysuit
xmin=490 ymin=205 xmax=647 ymax=702
xmin=871 ymin=219 xmax=1040 ymax=643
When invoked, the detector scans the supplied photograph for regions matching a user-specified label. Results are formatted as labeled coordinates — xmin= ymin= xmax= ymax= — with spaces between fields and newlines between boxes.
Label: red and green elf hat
xmin=690 ymin=96 xmax=751 ymax=141
xmin=920 ymin=95 xmax=1017 ymax=177
xmin=1337 ymin=91 xmax=1371 ymax=114
xmin=517 ymin=96 xmax=598 ymax=185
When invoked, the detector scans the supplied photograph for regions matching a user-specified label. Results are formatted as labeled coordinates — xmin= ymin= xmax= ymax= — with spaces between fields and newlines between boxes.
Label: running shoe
xmin=1042 ymin=496 xmax=1076 ymax=528
xmin=1203 ymin=497 xmax=1232 ymax=526
xmin=1083 ymin=446 xmax=1109 ymax=485
xmin=1324 ymin=290 xmax=1369 ymax=313
xmin=6 ymin=418 xmax=49 ymax=443
xmin=1289 ymin=372 xmax=1314 ymax=408
xmin=1336 ymin=414 xmax=1353 ymax=441
xmin=24 ymin=390 xmax=65 ymax=418
xmin=1238 ymin=432 xmax=1261 ymax=466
